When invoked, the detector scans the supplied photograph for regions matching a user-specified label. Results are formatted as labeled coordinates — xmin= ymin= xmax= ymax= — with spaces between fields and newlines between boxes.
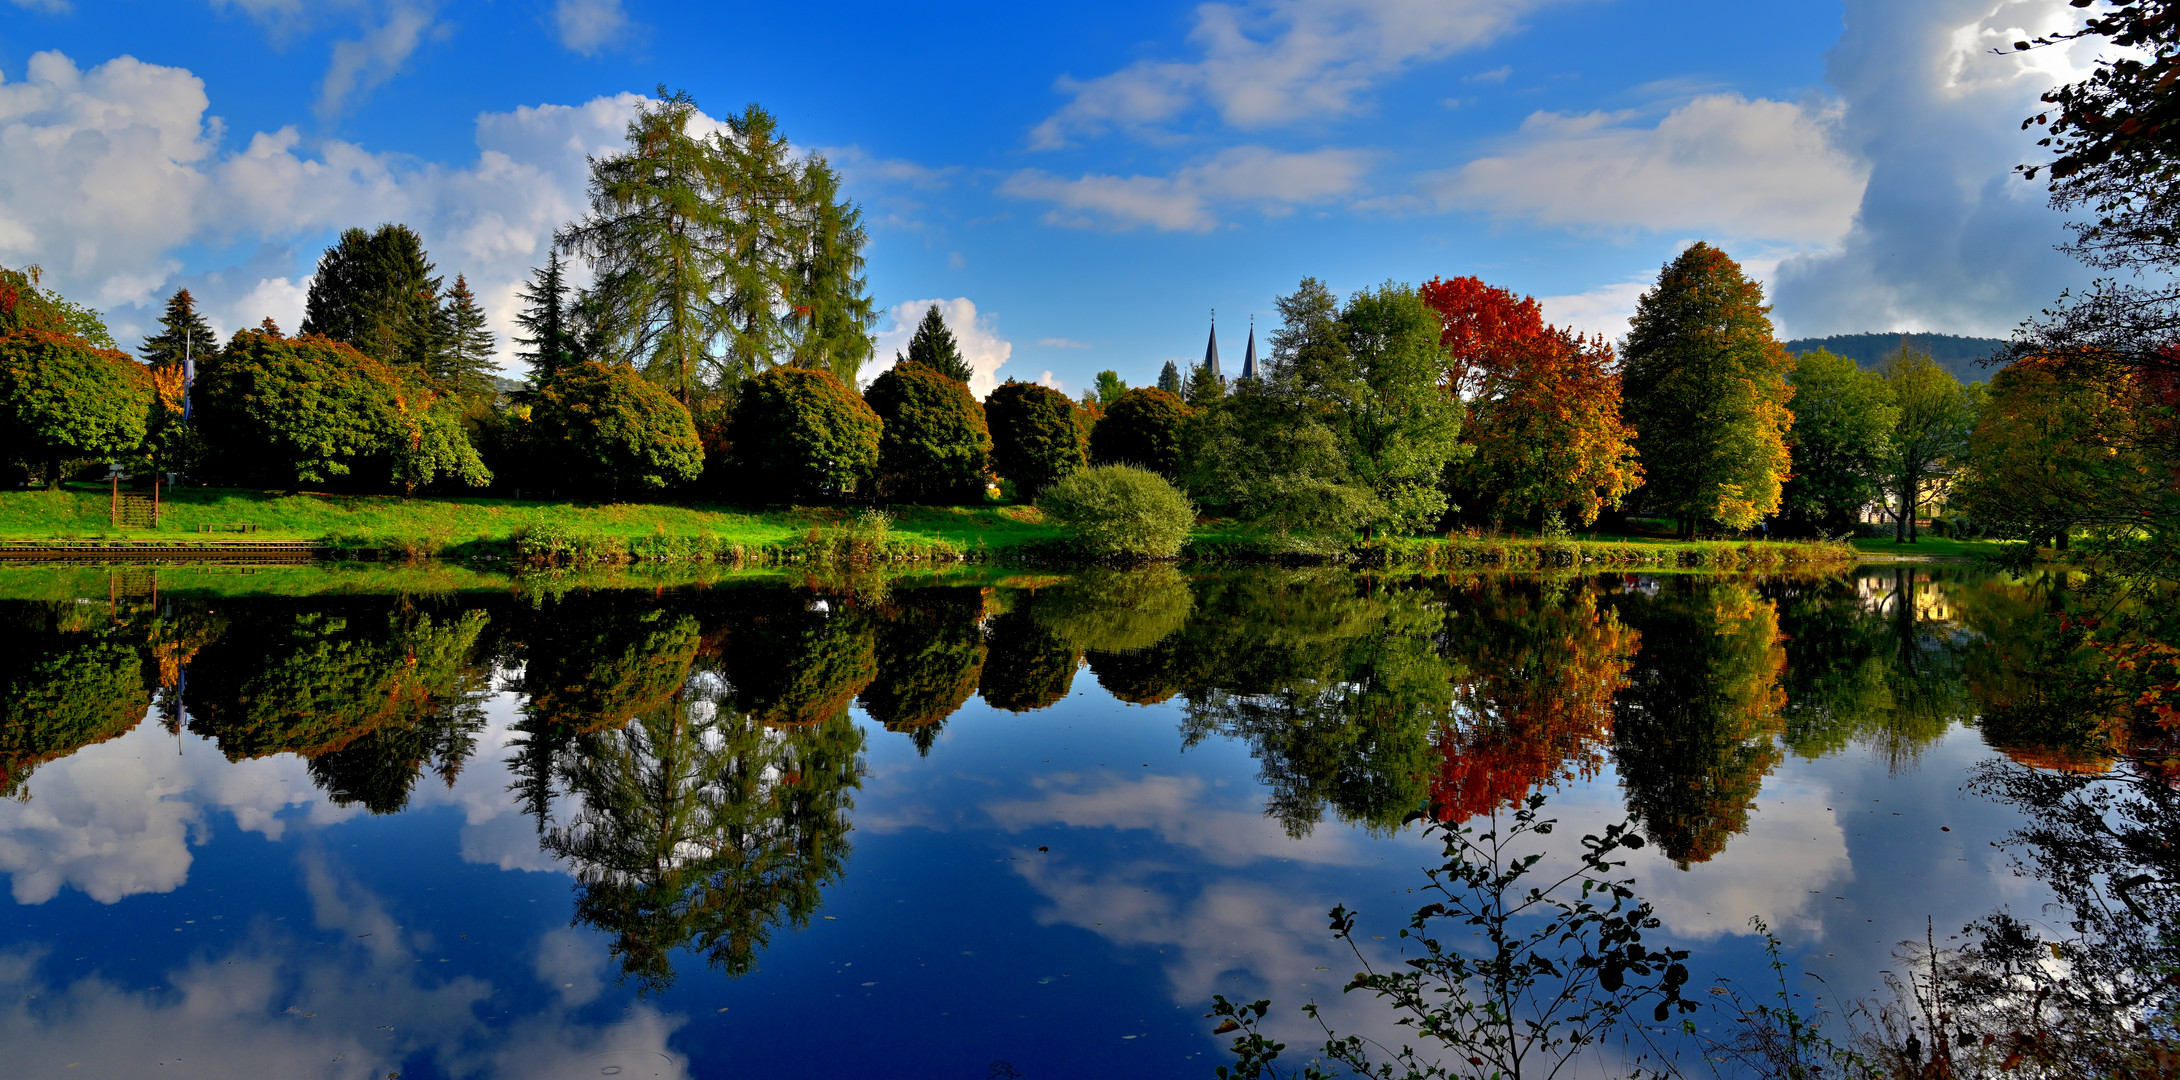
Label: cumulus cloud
xmin=1767 ymin=0 xmax=2101 ymax=337
xmin=1001 ymin=145 xmax=1370 ymax=231
xmin=869 ymin=296 xmax=1013 ymax=397
xmin=1030 ymin=0 xmax=1553 ymax=147
xmin=1435 ymin=92 xmax=1869 ymax=247
xmin=0 ymin=48 xmax=647 ymax=368
xmin=552 ymin=0 xmax=634 ymax=56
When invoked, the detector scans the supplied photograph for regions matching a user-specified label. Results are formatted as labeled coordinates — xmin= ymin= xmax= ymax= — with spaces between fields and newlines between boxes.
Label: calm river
xmin=0 ymin=564 xmax=2116 ymax=1077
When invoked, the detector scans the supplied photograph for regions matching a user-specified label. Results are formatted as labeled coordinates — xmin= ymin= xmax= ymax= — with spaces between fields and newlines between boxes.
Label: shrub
xmin=1088 ymin=387 xmax=1190 ymax=477
xmin=729 ymin=365 xmax=882 ymax=502
xmin=0 ymin=328 xmax=151 ymax=487
xmin=1036 ymin=464 xmax=1196 ymax=559
xmin=984 ymin=380 xmax=1085 ymax=501
xmin=864 ymin=360 xmax=991 ymax=504
xmin=531 ymin=360 xmax=701 ymax=498
xmin=196 ymin=328 xmax=488 ymax=492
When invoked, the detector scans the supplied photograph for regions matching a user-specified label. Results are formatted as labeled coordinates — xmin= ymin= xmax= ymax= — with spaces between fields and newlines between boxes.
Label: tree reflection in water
xmin=859 ymin=586 xmax=987 ymax=754
xmin=0 ymin=599 xmax=154 ymax=798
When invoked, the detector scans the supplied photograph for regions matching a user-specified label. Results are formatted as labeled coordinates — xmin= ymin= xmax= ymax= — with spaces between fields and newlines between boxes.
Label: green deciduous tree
xmin=1876 ymin=345 xmax=1980 ymax=544
xmin=1093 ymin=370 xmax=1126 ymax=405
xmin=1088 ymin=386 xmax=1190 ymax=476
xmin=864 ymin=359 xmax=991 ymax=504
xmin=899 ymin=303 xmax=971 ymax=383
xmin=1781 ymin=347 xmax=1897 ymax=536
xmin=1621 ymin=243 xmax=1796 ymax=538
xmin=301 ymin=224 xmax=443 ymax=372
xmin=0 ymin=263 xmax=115 ymax=346
xmin=531 ymin=359 xmax=703 ymax=498
xmin=727 ymin=364 xmax=881 ymax=502
xmin=1180 ymin=278 xmax=1465 ymax=544
xmin=0 ymin=328 xmax=152 ymax=487
xmin=137 ymin=288 xmax=219 ymax=369
xmin=984 ymin=380 xmax=1086 ymax=500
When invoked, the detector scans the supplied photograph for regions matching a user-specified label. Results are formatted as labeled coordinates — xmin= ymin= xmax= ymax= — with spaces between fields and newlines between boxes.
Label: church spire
xmin=1240 ymin=315 xmax=1258 ymax=381
xmin=1202 ymin=310 xmax=1222 ymax=383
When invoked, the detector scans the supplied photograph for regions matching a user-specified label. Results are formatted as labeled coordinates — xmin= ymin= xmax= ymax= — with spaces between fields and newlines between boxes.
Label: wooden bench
xmin=197 ymin=523 xmax=261 ymax=534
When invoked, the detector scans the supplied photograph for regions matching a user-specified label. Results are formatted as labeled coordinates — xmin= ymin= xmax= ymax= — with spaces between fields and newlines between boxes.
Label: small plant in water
xmin=1207 ymin=794 xmax=1697 ymax=1080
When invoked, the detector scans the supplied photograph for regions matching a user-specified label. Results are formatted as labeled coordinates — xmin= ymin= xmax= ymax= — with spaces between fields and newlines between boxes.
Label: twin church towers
xmin=1198 ymin=313 xmax=1260 ymax=385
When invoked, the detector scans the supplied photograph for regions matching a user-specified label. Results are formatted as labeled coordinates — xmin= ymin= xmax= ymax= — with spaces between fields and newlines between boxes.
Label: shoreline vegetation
xmin=1 ymin=484 xmax=1889 ymax=570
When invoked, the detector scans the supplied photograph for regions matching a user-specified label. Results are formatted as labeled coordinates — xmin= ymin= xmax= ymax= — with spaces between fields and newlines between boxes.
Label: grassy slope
xmin=1851 ymin=535 xmax=2017 ymax=558
xmin=0 ymin=485 xmax=1067 ymax=551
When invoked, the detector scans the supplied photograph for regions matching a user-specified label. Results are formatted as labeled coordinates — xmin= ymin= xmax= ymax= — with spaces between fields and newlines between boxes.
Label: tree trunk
xmin=44 ymin=455 xmax=61 ymax=490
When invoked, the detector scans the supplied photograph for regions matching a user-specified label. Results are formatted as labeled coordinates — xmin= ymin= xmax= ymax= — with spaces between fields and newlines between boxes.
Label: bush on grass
xmin=864 ymin=361 xmax=991 ymax=504
xmin=729 ymin=365 xmax=882 ymax=502
xmin=1035 ymin=464 xmax=1195 ymax=560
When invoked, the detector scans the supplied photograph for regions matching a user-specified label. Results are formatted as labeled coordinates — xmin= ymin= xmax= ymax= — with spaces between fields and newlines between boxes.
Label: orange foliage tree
xmin=1429 ymin=579 xmax=1638 ymax=823
xmin=1419 ymin=276 xmax=1640 ymax=526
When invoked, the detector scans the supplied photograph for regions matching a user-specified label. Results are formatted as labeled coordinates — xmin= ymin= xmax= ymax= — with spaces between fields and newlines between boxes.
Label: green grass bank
xmin=1 ymin=485 xmax=1861 ymax=570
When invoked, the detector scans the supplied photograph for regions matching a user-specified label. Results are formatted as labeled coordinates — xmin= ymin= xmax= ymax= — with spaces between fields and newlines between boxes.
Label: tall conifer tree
xmin=1157 ymin=360 xmax=1181 ymax=395
xmin=301 ymin=224 xmax=443 ymax=371
xmin=138 ymin=288 xmax=219 ymax=367
xmin=514 ymin=252 xmax=577 ymax=383
xmin=1620 ymin=243 xmax=1796 ymax=539
xmin=900 ymin=304 xmax=971 ymax=382
xmin=436 ymin=275 xmax=497 ymax=397
xmin=783 ymin=155 xmax=877 ymax=388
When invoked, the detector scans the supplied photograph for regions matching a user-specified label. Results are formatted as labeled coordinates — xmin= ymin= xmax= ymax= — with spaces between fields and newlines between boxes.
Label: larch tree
xmin=514 ymin=251 xmax=579 ymax=385
xmin=900 ymin=303 xmax=971 ymax=383
xmin=781 ymin=155 xmax=877 ymax=389
xmin=559 ymin=89 xmax=733 ymax=406
xmin=301 ymin=224 xmax=444 ymax=372
xmin=1620 ymin=243 xmax=1796 ymax=538
xmin=138 ymin=288 xmax=219 ymax=369
xmin=1420 ymin=275 xmax=1639 ymax=527
xmin=435 ymin=274 xmax=497 ymax=398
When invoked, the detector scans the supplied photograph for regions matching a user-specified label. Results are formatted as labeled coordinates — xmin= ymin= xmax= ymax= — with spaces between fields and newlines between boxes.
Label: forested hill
xmin=1780 ymin=332 xmax=2009 ymax=384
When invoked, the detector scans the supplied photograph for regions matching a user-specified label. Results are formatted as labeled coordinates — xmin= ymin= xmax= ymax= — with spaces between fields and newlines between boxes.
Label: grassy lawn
xmin=1851 ymin=535 xmax=2018 ymax=558
xmin=0 ymin=484 xmax=1068 ymax=552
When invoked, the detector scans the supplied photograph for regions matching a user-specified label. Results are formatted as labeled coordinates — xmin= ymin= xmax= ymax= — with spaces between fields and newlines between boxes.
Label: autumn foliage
xmin=1420 ymin=276 xmax=1641 ymax=526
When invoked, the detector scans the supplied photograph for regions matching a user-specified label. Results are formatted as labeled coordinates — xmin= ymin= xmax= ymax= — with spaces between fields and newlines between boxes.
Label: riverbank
xmin=0 ymin=485 xmax=1864 ymax=570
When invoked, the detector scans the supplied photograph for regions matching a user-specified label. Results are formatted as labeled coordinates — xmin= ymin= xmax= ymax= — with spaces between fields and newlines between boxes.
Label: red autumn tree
xmin=1419 ymin=276 xmax=1642 ymax=527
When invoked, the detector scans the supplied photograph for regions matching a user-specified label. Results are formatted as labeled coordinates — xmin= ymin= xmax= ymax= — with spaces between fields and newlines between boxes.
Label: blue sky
xmin=0 ymin=0 xmax=2102 ymax=394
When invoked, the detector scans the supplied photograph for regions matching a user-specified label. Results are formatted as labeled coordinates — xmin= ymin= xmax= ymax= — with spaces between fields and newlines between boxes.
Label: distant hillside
xmin=1781 ymin=332 xmax=2009 ymax=385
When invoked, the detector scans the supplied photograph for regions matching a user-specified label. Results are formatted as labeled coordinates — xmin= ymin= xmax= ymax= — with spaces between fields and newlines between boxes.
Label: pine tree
xmin=1621 ymin=243 xmax=1796 ymax=539
xmin=782 ymin=154 xmax=877 ymax=389
xmin=1157 ymin=360 xmax=1181 ymax=394
xmin=138 ymin=288 xmax=219 ymax=368
xmin=513 ymin=252 xmax=576 ymax=384
xmin=901 ymin=303 xmax=971 ymax=382
xmin=301 ymin=224 xmax=442 ymax=371
xmin=436 ymin=274 xmax=497 ymax=397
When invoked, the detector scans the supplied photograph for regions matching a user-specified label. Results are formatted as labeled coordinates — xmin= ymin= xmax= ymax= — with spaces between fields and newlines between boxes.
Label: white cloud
xmin=317 ymin=1 xmax=443 ymax=119
xmin=1036 ymin=337 xmax=1090 ymax=349
xmin=1435 ymin=92 xmax=1869 ymax=247
xmin=8 ymin=0 xmax=70 ymax=12
xmin=0 ymin=48 xmax=648 ymax=368
xmin=552 ymin=0 xmax=633 ymax=56
xmin=1768 ymin=0 xmax=2101 ymax=337
xmin=1001 ymin=145 xmax=1370 ymax=232
xmin=1030 ymin=0 xmax=1553 ymax=147
xmin=869 ymin=296 xmax=1013 ymax=397
xmin=988 ymin=774 xmax=1372 ymax=867
xmin=1036 ymin=370 xmax=1063 ymax=392
xmin=1538 ymin=280 xmax=1648 ymax=344
xmin=1469 ymin=64 xmax=1512 ymax=83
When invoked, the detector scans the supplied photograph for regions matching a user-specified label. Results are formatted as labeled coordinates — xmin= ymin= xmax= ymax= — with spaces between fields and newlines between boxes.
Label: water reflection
xmin=0 ymin=562 xmax=2162 ymax=1070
